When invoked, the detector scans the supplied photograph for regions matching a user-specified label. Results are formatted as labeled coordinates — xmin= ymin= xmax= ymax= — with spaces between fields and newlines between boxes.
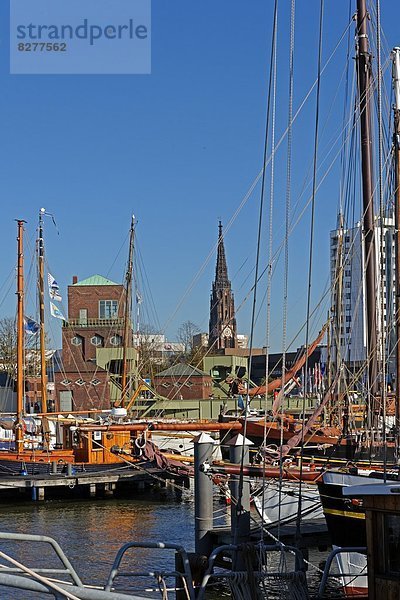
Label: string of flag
xmin=48 ymin=272 xmax=66 ymax=321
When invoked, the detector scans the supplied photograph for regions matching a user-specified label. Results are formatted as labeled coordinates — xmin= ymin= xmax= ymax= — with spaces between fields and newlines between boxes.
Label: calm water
xmin=0 ymin=486 xmax=341 ymax=599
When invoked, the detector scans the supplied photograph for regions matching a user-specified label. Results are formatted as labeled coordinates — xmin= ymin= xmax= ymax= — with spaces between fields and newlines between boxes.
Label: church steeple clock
xmin=208 ymin=222 xmax=237 ymax=350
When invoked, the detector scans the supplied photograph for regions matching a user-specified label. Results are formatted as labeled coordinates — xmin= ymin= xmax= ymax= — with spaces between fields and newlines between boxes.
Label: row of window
xmin=71 ymin=334 xmax=123 ymax=347
xmin=61 ymin=378 xmax=101 ymax=387
xmin=161 ymin=382 xmax=193 ymax=388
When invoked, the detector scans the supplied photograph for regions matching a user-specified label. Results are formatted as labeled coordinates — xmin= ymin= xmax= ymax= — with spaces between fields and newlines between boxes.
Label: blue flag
xmin=24 ymin=317 xmax=39 ymax=336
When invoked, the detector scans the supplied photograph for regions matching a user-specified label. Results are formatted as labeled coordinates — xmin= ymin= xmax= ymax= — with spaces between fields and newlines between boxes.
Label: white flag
xmin=50 ymin=302 xmax=66 ymax=321
xmin=48 ymin=273 xmax=62 ymax=302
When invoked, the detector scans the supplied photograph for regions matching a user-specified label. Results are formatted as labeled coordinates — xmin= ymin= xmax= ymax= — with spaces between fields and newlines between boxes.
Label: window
xmin=99 ymin=300 xmax=118 ymax=319
xmin=91 ymin=334 xmax=104 ymax=347
xmin=60 ymin=379 xmax=72 ymax=386
xmin=75 ymin=379 xmax=85 ymax=386
xmin=59 ymin=390 xmax=73 ymax=412
xmin=91 ymin=378 xmax=101 ymax=386
xmin=79 ymin=309 xmax=87 ymax=324
xmin=383 ymin=514 xmax=400 ymax=575
xmin=71 ymin=336 xmax=83 ymax=346
xmin=110 ymin=334 xmax=123 ymax=346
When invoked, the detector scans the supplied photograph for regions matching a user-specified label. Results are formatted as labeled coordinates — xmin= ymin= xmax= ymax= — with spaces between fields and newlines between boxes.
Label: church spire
xmin=209 ymin=222 xmax=237 ymax=350
xmin=215 ymin=221 xmax=229 ymax=286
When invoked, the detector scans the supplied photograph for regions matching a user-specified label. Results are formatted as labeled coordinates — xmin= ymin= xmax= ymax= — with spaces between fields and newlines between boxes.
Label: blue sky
xmin=0 ymin=0 xmax=399 ymax=351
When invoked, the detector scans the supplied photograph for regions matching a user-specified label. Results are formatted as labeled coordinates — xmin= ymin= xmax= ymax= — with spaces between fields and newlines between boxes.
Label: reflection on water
xmin=0 ymin=485 xmax=342 ymax=599
xmin=0 ymin=485 xmax=198 ymax=598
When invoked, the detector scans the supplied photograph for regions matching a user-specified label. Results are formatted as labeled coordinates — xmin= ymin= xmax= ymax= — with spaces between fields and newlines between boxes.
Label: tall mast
xmin=16 ymin=220 xmax=26 ymax=452
xmin=120 ymin=215 xmax=136 ymax=408
xmin=392 ymin=48 xmax=400 ymax=450
xmin=356 ymin=0 xmax=378 ymax=401
xmin=38 ymin=208 xmax=47 ymax=413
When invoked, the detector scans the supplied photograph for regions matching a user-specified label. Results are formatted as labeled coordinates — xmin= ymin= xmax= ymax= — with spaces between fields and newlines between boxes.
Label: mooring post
xmin=227 ymin=433 xmax=253 ymax=569
xmin=194 ymin=432 xmax=214 ymax=557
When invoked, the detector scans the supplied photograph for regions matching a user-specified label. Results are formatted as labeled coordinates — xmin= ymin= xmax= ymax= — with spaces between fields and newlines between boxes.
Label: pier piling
xmin=227 ymin=433 xmax=253 ymax=569
xmin=194 ymin=433 xmax=214 ymax=557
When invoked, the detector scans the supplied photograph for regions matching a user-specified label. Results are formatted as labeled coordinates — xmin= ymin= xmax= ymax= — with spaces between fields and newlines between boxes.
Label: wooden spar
xmin=209 ymin=462 xmax=321 ymax=482
xmin=356 ymin=0 xmax=378 ymax=399
xmin=248 ymin=322 xmax=328 ymax=398
xmin=16 ymin=220 xmax=26 ymax=451
xmin=78 ymin=421 xmax=242 ymax=432
xmin=120 ymin=215 xmax=135 ymax=408
xmin=279 ymin=370 xmax=341 ymax=458
xmin=393 ymin=48 xmax=400 ymax=452
xmin=38 ymin=209 xmax=47 ymax=413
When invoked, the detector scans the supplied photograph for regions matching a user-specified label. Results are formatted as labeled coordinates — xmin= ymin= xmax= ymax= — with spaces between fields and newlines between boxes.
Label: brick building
xmin=153 ymin=364 xmax=213 ymax=400
xmin=54 ymin=275 xmax=137 ymax=412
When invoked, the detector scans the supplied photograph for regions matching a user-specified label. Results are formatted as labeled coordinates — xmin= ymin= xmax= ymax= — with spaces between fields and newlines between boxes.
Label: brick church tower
xmin=208 ymin=222 xmax=237 ymax=350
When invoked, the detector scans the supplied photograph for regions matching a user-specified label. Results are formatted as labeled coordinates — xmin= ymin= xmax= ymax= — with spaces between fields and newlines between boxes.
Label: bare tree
xmin=0 ymin=316 xmax=47 ymax=377
xmin=136 ymin=323 xmax=162 ymax=379
xmin=0 ymin=317 xmax=17 ymax=376
xmin=177 ymin=321 xmax=200 ymax=355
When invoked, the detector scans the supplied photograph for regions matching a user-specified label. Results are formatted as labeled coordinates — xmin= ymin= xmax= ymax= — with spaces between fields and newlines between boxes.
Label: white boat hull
xmin=254 ymin=479 xmax=323 ymax=526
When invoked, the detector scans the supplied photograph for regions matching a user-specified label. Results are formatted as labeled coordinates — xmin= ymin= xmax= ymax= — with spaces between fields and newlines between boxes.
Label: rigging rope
xmin=234 ymin=0 xmax=279 ymax=552
xmin=279 ymin=0 xmax=296 ymax=540
xmin=261 ymin=0 xmax=278 ymax=549
xmin=296 ymin=0 xmax=324 ymax=542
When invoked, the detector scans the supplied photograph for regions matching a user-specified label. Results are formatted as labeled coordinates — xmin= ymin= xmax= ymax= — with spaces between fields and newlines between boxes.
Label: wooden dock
xmin=0 ymin=466 xmax=170 ymax=501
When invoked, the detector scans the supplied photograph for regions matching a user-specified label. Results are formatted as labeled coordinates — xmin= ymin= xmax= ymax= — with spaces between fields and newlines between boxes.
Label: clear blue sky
xmin=0 ymin=1 xmax=399 ymax=351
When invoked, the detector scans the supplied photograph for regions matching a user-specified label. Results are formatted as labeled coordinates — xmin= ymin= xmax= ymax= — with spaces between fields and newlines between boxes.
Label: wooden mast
xmin=120 ymin=215 xmax=136 ymax=408
xmin=392 ymin=48 xmax=400 ymax=452
xmin=16 ymin=220 xmax=26 ymax=452
xmin=38 ymin=208 xmax=47 ymax=413
xmin=356 ymin=0 xmax=378 ymax=404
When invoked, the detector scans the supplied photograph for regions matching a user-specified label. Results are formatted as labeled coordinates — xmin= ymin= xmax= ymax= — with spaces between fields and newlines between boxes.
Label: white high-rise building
xmin=330 ymin=216 xmax=396 ymax=368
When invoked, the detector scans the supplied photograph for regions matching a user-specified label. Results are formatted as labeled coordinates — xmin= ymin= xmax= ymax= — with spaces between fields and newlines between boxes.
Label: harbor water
xmin=0 ymin=484 xmax=342 ymax=599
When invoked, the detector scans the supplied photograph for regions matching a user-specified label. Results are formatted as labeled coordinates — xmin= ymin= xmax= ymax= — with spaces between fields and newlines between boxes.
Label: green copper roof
xmin=73 ymin=275 xmax=119 ymax=286
xmin=156 ymin=364 xmax=210 ymax=378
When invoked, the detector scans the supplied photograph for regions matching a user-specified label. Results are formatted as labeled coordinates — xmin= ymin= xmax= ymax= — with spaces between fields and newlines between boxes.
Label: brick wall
xmin=55 ymin=282 xmax=129 ymax=412
xmin=68 ymin=284 xmax=126 ymax=319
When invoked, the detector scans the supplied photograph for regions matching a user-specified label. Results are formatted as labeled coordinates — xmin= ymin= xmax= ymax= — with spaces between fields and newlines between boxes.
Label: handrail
xmin=0 ymin=532 xmax=82 ymax=586
xmin=105 ymin=541 xmax=195 ymax=600
xmin=317 ymin=546 xmax=367 ymax=598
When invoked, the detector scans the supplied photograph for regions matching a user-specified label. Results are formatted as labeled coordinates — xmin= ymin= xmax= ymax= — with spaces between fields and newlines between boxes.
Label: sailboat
xmin=315 ymin=7 xmax=400 ymax=598
xmin=206 ymin=5 xmax=400 ymax=587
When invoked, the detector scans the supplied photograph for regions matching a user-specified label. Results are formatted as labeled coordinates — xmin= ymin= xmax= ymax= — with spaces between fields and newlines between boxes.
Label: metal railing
xmin=63 ymin=318 xmax=126 ymax=328
xmin=105 ymin=541 xmax=195 ymax=599
xmin=317 ymin=546 xmax=367 ymax=598
xmin=0 ymin=532 xmax=160 ymax=599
